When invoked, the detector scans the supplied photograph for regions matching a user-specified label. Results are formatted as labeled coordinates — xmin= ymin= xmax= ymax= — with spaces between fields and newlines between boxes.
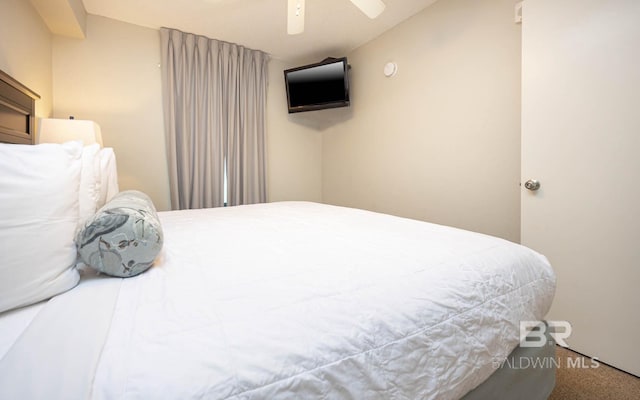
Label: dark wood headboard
xmin=0 ymin=69 xmax=40 ymax=144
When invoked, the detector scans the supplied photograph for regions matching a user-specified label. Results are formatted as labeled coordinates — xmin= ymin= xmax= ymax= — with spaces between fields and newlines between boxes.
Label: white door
xmin=521 ymin=0 xmax=640 ymax=375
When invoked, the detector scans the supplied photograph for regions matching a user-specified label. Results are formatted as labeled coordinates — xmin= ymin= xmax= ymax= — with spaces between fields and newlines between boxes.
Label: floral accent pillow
xmin=76 ymin=190 xmax=163 ymax=277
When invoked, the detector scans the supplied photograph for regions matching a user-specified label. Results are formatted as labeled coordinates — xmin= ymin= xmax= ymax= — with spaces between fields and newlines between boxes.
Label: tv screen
xmin=284 ymin=57 xmax=350 ymax=113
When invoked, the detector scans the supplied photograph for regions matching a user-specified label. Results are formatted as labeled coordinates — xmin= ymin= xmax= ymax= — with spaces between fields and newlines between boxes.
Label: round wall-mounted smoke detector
xmin=383 ymin=62 xmax=397 ymax=77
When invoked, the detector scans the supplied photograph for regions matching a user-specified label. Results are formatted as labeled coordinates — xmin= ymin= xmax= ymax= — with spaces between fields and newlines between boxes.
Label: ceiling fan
xmin=287 ymin=0 xmax=386 ymax=35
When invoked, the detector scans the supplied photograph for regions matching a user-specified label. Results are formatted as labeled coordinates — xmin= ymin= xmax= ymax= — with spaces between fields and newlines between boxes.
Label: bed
xmin=0 ymin=70 xmax=557 ymax=399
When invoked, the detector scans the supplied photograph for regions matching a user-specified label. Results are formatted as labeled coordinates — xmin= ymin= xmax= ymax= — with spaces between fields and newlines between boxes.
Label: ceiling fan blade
xmin=287 ymin=0 xmax=305 ymax=35
xmin=349 ymin=0 xmax=386 ymax=19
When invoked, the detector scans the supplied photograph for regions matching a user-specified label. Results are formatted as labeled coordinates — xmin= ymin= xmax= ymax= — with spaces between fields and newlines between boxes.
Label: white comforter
xmin=0 ymin=202 xmax=555 ymax=399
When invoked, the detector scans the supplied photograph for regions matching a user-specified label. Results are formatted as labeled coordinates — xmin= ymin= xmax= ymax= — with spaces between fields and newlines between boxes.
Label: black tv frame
xmin=284 ymin=57 xmax=351 ymax=114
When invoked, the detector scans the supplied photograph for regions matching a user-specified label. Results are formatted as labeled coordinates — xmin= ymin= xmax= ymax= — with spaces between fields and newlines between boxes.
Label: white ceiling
xmin=81 ymin=0 xmax=439 ymax=62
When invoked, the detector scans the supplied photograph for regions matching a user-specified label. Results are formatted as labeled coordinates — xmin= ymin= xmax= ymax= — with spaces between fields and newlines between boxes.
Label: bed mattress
xmin=0 ymin=202 xmax=556 ymax=399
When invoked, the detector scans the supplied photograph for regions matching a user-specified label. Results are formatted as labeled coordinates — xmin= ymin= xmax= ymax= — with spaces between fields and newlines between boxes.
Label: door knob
xmin=524 ymin=179 xmax=541 ymax=191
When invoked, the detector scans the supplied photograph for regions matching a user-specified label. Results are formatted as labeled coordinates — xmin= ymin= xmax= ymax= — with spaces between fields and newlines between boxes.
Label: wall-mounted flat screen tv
xmin=284 ymin=57 xmax=350 ymax=113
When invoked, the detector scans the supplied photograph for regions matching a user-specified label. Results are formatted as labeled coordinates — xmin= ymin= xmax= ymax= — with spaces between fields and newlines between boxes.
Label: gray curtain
xmin=160 ymin=28 xmax=269 ymax=210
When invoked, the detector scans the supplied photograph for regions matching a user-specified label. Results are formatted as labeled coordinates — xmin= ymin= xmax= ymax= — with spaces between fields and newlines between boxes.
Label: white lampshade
xmin=37 ymin=118 xmax=103 ymax=147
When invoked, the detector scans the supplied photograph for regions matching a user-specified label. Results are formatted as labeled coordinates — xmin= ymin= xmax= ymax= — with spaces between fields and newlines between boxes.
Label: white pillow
xmin=96 ymin=147 xmax=119 ymax=208
xmin=0 ymin=141 xmax=83 ymax=313
xmin=79 ymin=143 xmax=102 ymax=225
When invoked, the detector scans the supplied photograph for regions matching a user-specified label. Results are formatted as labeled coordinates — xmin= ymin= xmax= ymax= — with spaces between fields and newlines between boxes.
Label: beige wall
xmin=0 ymin=0 xmax=53 ymax=119
xmin=52 ymin=15 xmax=171 ymax=210
xmin=52 ymin=15 xmax=322 ymax=210
xmin=322 ymin=0 xmax=522 ymax=241
xmin=4 ymin=0 xmax=520 ymax=241
xmin=267 ymin=58 xmax=323 ymax=202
